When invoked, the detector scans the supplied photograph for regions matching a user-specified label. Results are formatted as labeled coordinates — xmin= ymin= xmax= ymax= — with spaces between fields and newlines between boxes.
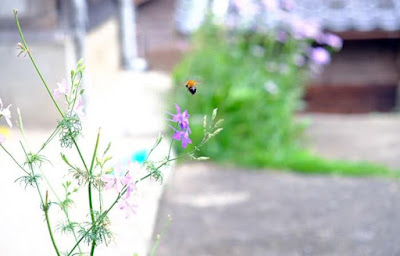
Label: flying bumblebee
xmin=185 ymin=80 xmax=198 ymax=95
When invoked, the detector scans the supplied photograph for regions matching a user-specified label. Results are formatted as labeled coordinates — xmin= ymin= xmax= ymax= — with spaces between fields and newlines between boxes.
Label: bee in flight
xmin=185 ymin=80 xmax=198 ymax=95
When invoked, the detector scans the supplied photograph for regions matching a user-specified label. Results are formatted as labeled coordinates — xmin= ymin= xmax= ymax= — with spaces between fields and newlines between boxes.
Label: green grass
xmin=261 ymin=150 xmax=398 ymax=177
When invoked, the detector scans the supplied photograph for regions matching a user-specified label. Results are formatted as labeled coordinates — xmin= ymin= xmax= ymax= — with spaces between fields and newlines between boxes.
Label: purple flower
xmin=53 ymin=79 xmax=70 ymax=98
xmin=171 ymin=127 xmax=192 ymax=148
xmin=309 ymin=47 xmax=331 ymax=66
xmin=319 ymin=33 xmax=343 ymax=50
xmin=118 ymin=199 xmax=138 ymax=219
xmin=290 ymin=17 xmax=321 ymax=40
xmin=168 ymin=103 xmax=192 ymax=148
xmin=0 ymin=133 xmax=5 ymax=144
xmin=172 ymin=103 xmax=190 ymax=129
xmin=0 ymin=98 xmax=12 ymax=128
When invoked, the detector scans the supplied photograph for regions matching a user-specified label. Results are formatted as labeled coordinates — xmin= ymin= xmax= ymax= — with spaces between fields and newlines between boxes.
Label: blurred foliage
xmin=170 ymin=22 xmax=396 ymax=176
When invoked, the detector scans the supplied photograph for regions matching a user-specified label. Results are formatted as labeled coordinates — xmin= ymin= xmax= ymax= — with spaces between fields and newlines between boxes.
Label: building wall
xmin=306 ymin=39 xmax=400 ymax=113
xmin=314 ymin=39 xmax=400 ymax=86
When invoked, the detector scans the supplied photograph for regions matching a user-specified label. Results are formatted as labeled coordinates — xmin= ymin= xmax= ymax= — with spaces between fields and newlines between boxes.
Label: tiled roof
xmin=292 ymin=0 xmax=400 ymax=32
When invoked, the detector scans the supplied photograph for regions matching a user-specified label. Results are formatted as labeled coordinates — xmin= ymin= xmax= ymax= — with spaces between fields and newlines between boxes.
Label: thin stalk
xmin=20 ymin=143 xmax=61 ymax=256
xmin=89 ymin=129 xmax=101 ymax=256
xmin=44 ymin=194 xmax=61 ymax=256
xmin=14 ymin=10 xmax=64 ymax=118
xmin=37 ymin=127 xmax=60 ymax=154
xmin=143 ymin=133 xmax=162 ymax=165
xmin=37 ymin=167 xmax=83 ymax=255
xmin=149 ymin=215 xmax=172 ymax=256
xmin=72 ymin=137 xmax=89 ymax=172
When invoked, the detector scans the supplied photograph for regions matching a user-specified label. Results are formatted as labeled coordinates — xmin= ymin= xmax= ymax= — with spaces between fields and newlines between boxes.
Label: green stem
xmin=37 ymin=127 xmax=60 ymax=154
xmin=89 ymin=129 xmax=101 ymax=256
xmin=149 ymin=215 xmax=172 ymax=256
xmin=72 ymin=138 xmax=89 ymax=172
xmin=14 ymin=10 xmax=64 ymax=118
xmin=44 ymin=198 xmax=61 ymax=256
xmin=19 ymin=142 xmax=61 ymax=255
xmin=23 ymin=152 xmax=60 ymax=255
xmin=90 ymin=241 xmax=96 ymax=256
xmin=37 ymin=167 xmax=83 ymax=255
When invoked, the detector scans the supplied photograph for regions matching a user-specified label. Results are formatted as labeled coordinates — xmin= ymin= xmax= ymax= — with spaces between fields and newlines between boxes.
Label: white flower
xmin=0 ymin=98 xmax=12 ymax=128
xmin=53 ymin=78 xmax=70 ymax=98
xmin=264 ymin=81 xmax=278 ymax=94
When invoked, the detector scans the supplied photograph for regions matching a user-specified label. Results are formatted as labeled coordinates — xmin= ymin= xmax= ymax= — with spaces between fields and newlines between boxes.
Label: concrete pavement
xmin=154 ymin=163 xmax=400 ymax=256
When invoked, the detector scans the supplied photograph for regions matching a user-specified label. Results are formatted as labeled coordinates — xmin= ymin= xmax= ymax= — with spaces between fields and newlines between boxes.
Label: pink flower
xmin=101 ymin=169 xmax=127 ymax=192
xmin=53 ymin=79 xmax=70 ymax=98
xmin=122 ymin=172 xmax=136 ymax=200
xmin=101 ymin=167 xmax=137 ymax=199
xmin=73 ymin=96 xmax=85 ymax=118
xmin=309 ymin=47 xmax=331 ymax=66
xmin=118 ymin=199 xmax=138 ymax=219
xmin=0 ymin=133 xmax=5 ymax=144
xmin=0 ymin=98 xmax=12 ymax=128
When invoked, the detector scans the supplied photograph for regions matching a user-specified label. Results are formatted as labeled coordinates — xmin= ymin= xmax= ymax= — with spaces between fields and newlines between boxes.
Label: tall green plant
xmin=172 ymin=23 xmax=309 ymax=167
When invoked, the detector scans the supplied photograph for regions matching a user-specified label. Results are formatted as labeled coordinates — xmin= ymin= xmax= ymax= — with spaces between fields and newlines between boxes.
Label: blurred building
xmin=0 ymin=0 xmax=143 ymax=128
xmin=174 ymin=0 xmax=400 ymax=113
xmin=295 ymin=0 xmax=400 ymax=113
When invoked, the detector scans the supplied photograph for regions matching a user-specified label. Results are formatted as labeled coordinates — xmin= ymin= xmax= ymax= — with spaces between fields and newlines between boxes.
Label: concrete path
xmin=304 ymin=113 xmax=400 ymax=169
xmin=154 ymin=113 xmax=400 ymax=256
xmin=155 ymin=163 xmax=400 ymax=256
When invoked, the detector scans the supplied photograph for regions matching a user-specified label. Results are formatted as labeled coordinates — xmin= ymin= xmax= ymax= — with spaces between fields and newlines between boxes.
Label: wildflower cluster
xmin=0 ymin=9 xmax=223 ymax=256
